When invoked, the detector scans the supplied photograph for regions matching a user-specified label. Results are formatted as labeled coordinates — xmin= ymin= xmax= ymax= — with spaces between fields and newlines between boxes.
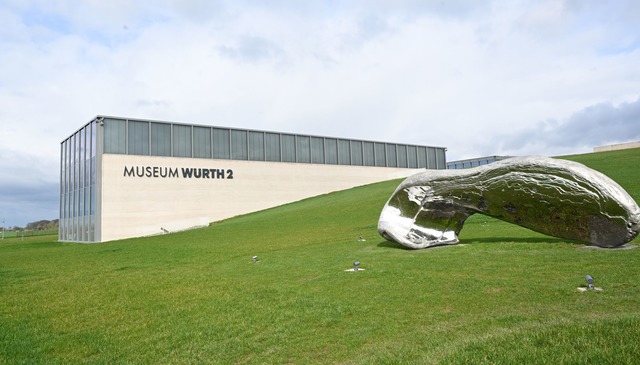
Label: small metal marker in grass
xmin=577 ymin=274 xmax=603 ymax=292
xmin=345 ymin=261 xmax=364 ymax=272
xmin=586 ymin=275 xmax=594 ymax=289
xmin=252 ymin=256 xmax=259 ymax=263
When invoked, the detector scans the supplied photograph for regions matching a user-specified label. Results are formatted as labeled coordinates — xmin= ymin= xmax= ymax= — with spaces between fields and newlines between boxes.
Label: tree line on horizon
xmin=1 ymin=219 xmax=59 ymax=231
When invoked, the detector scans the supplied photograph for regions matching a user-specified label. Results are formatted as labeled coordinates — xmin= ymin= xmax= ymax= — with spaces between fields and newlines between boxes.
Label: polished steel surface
xmin=378 ymin=156 xmax=640 ymax=249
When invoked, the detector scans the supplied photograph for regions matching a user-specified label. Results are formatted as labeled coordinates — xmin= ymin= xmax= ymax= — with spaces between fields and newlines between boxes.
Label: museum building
xmin=60 ymin=116 xmax=447 ymax=242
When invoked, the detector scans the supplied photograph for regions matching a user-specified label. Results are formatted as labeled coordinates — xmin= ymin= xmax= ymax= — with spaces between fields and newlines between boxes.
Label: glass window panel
xmin=212 ymin=128 xmax=230 ymax=159
xmin=60 ymin=142 xmax=66 ymax=195
xmin=248 ymin=131 xmax=265 ymax=161
xmin=128 ymin=121 xmax=149 ymax=155
xmin=68 ymin=141 xmax=73 ymax=191
xmin=85 ymin=159 xmax=91 ymax=189
xmin=427 ymin=147 xmax=437 ymax=168
xmin=89 ymin=216 xmax=95 ymax=242
xmin=230 ymin=130 xmax=248 ymax=160
xmin=194 ymin=126 xmax=212 ymax=158
xmin=84 ymin=125 xmax=90 ymax=160
xmin=103 ymin=118 xmax=126 ymax=154
xmin=90 ymin=185 xmax=95 ymax=215
xmin=90 ymin=122 xmax=96 ymax=158
xmin=59 ymin=143 xmax=64 ymax=223
xmin=281 ymin=134 xmax=296 ymax=162
xmin=386 ymin=144 xmax=397 ymax=167
xmin=90 ymin=156 xmax=96 ymax=186
xmin=173 ymin=125 xmax=192 ymax=157
xmin=70 ymin=135 xmax=75 ymax=190
xmin=74 ymin=132 xmax=80 ymax=193
xmin=73 ymin=189 xmax=82 ymax=217
xmin=66 ymin=214 xmax=70 ymax=239
xmin=351 ymin=141 xmax=363 ymax=166
xmin=63 ymin=141 xmax=68 ymax=194
xmin=62 ymin=193 xmax=67 ymax=223
xmin=79 ymin=129 xmax=85 ymax=189
xmin=62 ymin=140 xmax=67 ymax=194
xmin=84 ymin=127 xmax=90 ymax=187
xmin=363 ymin=141 xmax=375 ymax=166
xmin=82 ymin=216 xmax=88 ymax=241
xmin=66 ymin=193 xmax=71 ymax=222
xmin=310 ymin=137 xmax=324 ymax=164
xmin=296 ymin=136 xmax=310 ymax=163
xmin=436 ymin=148 xmax=446 ymax=169
xmin=151 ymin=123 xmax=172 ymax=156
xmin=77 ymin=188 xmax=83 ymax=219
xmin=397 ymin=144 xmax=408 ymax=168
xmin=62 ymin=195 xmax=66 ymax=220
xmin=84 ymin=186 xmax=90 ymax=216
xmin=64 ymin=191 xmax=69 ymax=219
xmin=79 ymin=127 xmax=85 ymax=161
xmin=70 ymin=190 xmax=74 ymax=219
xmin=338 ymin=139 xmax=350 ymax=165
xmin=70 ymin=134 xmax=75 ymax=167
xmin=76 ymin=129 xmax=81 ymax=157
xmin=374 ymin=142 xmax=386 ymax=167
xmin=417 ymin=146 xmax=427 ymax=168
xmin=407 ymin=146 xmax=418 ymax=168
xmin=325 ymin=138 xmax=337 ymax=164
xmin=67 ymin=138 xmax=73 ymax=192
xmin=265 ymin=133 xmax=281 ymax=162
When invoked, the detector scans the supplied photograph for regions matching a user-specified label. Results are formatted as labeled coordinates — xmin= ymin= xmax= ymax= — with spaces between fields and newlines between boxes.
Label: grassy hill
xmin=1 ymin=149 xmax=639 ymax=364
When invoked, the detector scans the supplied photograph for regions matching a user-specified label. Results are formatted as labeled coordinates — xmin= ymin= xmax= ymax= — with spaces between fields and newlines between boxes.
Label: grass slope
xmin=1 ymin=149 xmax=639 ymax=364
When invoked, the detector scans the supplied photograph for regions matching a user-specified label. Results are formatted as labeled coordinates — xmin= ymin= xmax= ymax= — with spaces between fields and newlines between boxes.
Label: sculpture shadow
xmin=376 ymin=240 xmax=412 ymax=250
xmin=376 ymin=240 xmax=471 ymax=250
xmin=461 ymin=236 xmax=569 ymax=244
xmin=376 ymin=236 xmax=583 ymax=250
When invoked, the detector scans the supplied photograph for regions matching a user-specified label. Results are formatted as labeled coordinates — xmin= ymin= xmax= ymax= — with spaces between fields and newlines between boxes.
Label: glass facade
xmin=60 ymin=121 xmax=96 ymax=242
xmin=95 ymin=116 xmax=446 ymax=168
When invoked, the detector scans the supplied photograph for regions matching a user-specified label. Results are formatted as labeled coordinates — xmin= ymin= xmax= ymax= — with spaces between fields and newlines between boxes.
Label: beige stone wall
xmin=100 ymin=154 xmax=424 ymax=242
xmin=593 ymin=141 xmax=640 ymax=152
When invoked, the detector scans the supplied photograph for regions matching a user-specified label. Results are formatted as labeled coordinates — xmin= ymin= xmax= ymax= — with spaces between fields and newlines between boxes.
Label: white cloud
xmin=500 ymin=97 xmax=640 ymax=156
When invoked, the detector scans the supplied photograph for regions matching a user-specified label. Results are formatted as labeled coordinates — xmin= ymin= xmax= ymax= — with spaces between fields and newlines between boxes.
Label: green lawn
xmin=1 ymin=149 xmax=639 ymax=364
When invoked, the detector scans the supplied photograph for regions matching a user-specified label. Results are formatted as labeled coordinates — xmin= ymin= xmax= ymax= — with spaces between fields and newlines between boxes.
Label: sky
xmin=1 ymin=0 xmax=639 ymax=228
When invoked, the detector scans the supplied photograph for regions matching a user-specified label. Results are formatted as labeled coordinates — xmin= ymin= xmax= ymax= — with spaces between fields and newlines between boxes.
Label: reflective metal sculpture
xmin=378 ymin=156 xmax=640 ymax=249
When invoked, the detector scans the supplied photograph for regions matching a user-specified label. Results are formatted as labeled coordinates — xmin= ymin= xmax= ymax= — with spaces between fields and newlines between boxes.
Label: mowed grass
xmin=1 ymin=149 xmax=639 ymax=364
